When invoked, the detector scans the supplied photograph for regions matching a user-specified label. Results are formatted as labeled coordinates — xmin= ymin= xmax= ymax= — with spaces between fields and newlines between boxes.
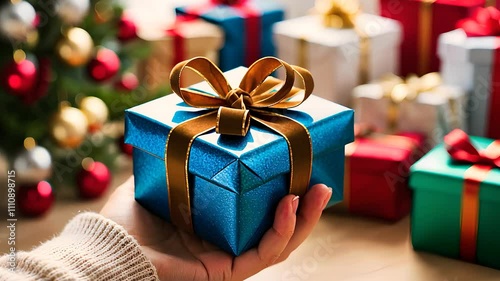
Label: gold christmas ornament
xmin=50 ymin=104 xmax=89 ymax=148
xmin=56 ymin=27 xmax=94 ymax=67
xmin=79 ymin=96 xmax=109 ymax=132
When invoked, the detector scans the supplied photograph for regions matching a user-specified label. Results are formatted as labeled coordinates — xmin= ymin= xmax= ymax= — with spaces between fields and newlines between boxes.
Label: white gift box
xmin=359 ymin=0 xmax=379 ymax=14
xmin=273 ymin=13 xmax=401 ymax=106
xmin=353 ymin=82 xmax=467 ymax=144
xmin=438 ymin=29 xmax=500 ymax=139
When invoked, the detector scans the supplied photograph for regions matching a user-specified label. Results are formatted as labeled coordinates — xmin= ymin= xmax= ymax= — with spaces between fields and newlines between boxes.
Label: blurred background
xmin=0 ymin=1 xmax=500 ymax=280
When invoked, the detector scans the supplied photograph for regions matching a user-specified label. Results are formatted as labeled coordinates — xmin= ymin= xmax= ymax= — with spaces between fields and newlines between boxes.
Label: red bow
xmin=457 ymin=7 xmax=500 ymax=37
xmin=444 ymin=129 xmax=500 ymax=168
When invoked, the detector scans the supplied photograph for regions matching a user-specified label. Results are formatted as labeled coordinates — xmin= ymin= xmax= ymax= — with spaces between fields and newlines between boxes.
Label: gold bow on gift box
xmin=373 ymin=72 xmax=459 ymax=131
xmin=166 ymin=57 xmax=314 ymax=232
xmin=316 ymin=0 xmax=359 ymax=28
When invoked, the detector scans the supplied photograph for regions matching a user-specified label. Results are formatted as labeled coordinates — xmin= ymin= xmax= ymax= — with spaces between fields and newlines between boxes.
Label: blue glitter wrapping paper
xmin=175 ymin=0 xmax=283 ymax=71
xmin=125 ymin=67 xmax=354 ymax=255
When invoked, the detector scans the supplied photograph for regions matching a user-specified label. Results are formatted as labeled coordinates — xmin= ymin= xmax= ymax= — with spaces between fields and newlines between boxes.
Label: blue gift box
xmin=125 ymin=67 xmax=354 ymax=255
xmin=175 ymin=1 xmax=284 ymax=71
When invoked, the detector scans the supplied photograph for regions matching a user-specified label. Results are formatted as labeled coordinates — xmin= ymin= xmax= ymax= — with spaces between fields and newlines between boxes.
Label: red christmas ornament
xmin=22 ymin=57 xmax=52 ymax=105
xmin=18 ymin=181 xmax=54 ymax=217
xmin=87 ymin=48 xmax=120 ymax=82
xmin=77 ymin=161 xmax=111 ymax=199
xmin=115 ymin=73 xmax=139 ymax=92
xmin=117 ymin=14 xmax=138 ymax=42
xmin=1 ymin=58 xmax=37 ymax=96
xmin=118 ymin=135 xmax=133 ymax=156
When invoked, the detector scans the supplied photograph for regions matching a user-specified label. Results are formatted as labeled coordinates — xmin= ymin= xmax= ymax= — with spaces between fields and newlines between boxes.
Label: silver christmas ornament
xmin=14 ymin=145 xmax=52 ymax=184
xmin=56 ymin=0 xmax=90 ymax=25
xmin=0 ymin=1 xmax=37 ymax=42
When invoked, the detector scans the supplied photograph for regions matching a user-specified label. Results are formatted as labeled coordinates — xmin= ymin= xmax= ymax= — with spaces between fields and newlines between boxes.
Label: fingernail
xmin=322 ymin=188 xmax=333 ymax=209
xmin=291 ymin=196 xmax=300 ymax=214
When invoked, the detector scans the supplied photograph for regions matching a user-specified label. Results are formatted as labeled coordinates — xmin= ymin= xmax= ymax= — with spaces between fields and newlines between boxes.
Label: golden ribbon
xmin=418 ymin=0 xmax=436 ymax=75
xmin=166 ymin=56 xmax=314 ymax=232
xmin=374 ymin=72 xmax=455 ymax=131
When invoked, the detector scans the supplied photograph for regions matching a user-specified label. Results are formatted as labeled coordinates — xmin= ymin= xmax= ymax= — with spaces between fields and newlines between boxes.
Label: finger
xmin=100 ymin=176 xmax=137 ymax=222
xmin=276 ymin=184 xmax=332 ymax=263
xmin=116 ymin=176 xmax=135 ymax=194
xmin=232 ymin=194 xmax=299 ymax=280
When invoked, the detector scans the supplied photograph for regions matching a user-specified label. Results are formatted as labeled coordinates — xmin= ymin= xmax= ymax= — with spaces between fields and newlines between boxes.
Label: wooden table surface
xmin=1 ymin=165 xmax=499 ymax=281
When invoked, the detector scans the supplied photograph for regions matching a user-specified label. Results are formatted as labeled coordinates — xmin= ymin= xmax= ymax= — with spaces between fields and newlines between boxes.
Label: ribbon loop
xmin=216 ymin=106 xmax=251 ymax=136
xmin=444 ymin=129 xmax=500 ymax=168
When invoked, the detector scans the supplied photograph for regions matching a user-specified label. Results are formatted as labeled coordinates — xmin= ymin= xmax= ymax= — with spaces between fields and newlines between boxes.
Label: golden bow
xmin=380 ymin=72 xmax=442 ymax=103
xmin=374 ymin=72 xmax=456 ymax=130
xmin=167 ymin=56 xmax=314 ymax=232
xmin=316 ymin=0 xmax=360 ymax=28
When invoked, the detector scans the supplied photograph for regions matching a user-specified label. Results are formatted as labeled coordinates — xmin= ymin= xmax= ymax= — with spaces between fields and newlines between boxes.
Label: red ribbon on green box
xmin=444 ymin=129 xmax=500 ymax=262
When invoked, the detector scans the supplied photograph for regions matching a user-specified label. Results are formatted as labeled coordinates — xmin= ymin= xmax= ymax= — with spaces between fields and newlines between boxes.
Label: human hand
xmin=101 ymin=177 xmax=332 ymax=281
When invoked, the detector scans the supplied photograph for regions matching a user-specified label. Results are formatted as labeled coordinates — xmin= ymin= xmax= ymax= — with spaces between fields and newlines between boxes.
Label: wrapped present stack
xmin=122 ymin=0 xmax=500 ymax=272
xmin=438 ymin=7 xmax=500 ymax=139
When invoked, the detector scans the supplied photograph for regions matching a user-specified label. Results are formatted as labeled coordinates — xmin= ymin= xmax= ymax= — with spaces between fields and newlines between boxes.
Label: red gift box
xmin=380 ymin=0 xmax=485 ymax=76
xmin=344 ymin=129 xmax=426 ymax=220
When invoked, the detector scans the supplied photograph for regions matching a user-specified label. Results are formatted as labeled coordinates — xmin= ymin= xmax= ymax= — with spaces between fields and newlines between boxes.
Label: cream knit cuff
xmin=0 ymin=212 xmax=158 ymax=281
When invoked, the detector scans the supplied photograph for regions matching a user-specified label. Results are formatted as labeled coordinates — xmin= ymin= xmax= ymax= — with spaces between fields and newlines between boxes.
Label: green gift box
xmin=410 ymin=130 xmax=500 ymax=269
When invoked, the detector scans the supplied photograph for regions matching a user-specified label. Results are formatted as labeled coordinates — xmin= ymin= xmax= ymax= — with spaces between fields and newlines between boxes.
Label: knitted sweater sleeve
xmin=0 ymin=212 xmax=158 ymax=281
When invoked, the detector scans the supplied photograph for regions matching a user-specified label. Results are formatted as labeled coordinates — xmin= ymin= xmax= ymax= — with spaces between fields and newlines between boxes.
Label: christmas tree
xmin=0 ymin=0 xmax=161 ymax=215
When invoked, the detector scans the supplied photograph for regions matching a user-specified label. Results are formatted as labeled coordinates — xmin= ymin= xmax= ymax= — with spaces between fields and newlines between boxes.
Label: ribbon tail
xmin=418 ymin=1 xmax=434 ymax=75
xmin=252 ymin=111 xmax=312 ymax=196
xmin=461 ymin=165 xmax=492 ymax=262
xmin=165 ymin=111 xmax=218 ymax=232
